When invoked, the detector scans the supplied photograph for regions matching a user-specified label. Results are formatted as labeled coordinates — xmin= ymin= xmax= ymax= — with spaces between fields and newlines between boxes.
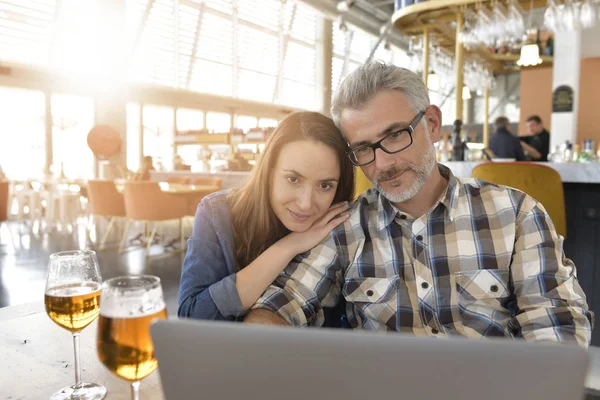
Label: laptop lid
xmin=151 ymin=319 xmax=588 ymax=400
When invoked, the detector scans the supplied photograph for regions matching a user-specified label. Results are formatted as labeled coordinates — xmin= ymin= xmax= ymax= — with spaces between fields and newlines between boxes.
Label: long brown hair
xmin=228 ymin=111 xmax=355 ymax=270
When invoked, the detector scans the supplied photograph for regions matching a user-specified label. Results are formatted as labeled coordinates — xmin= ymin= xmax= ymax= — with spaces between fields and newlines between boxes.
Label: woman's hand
xmin=278 ymin=202 xmax=350 ymax=257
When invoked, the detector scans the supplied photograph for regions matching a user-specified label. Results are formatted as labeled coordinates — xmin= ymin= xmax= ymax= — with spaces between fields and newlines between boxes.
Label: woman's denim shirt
xmin=177 ymin=190 xmax=346 ymax=326
xmin=178 ymin=190 xmax=244 ymax=320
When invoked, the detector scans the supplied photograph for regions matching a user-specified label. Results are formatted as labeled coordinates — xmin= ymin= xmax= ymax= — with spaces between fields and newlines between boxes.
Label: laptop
xmin=151 ymin=319 xmax=589 ymax=400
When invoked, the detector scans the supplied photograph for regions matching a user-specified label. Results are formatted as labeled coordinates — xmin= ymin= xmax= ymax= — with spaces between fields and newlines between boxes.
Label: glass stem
xmin=131 ymin=381 xmax=141 ymax=400
xmin=72 ymin=332 xmax=82 ymax=388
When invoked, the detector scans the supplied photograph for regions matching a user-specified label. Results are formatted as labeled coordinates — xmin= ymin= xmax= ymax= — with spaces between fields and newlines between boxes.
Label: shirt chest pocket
xmin=342 ymin=276 xmax=397 ymax=304
xmin=454 ymin=269 xmax=510 ymax=308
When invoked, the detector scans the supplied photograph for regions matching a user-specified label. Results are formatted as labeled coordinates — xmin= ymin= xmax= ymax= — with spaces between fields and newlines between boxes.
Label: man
xmin=245 ymin=62 xmax=592 ymax=346
xmin=521 ymin=115 xmax=551 ymax=161
xmin=488 ymin=116 xmax=526 ymax=161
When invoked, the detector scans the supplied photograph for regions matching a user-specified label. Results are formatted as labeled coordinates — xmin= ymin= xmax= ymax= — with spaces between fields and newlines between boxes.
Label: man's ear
xmin=425 ymin=105 xmax=442 ymax=143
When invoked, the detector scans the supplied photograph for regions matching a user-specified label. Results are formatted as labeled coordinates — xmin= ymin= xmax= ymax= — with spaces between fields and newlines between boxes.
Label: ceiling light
xmin=427 ymin=71 xmax=440 ymax=91
xmin=462 ymin=86 xmax=472 ymax=100
xmin=516 ymin=43 xmax=542 ymax=66
xmin=336 ymin=0 xmax=355 ymax=12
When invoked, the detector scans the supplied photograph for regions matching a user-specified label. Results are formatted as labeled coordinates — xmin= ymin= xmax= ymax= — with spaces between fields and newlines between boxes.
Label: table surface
xmin=441 ymin=161 xmax=600 ymax=184
xmin=157 ymin=182 xmax=219 ymax=194
xmin=0 ymin=302 xmax=164 ymax=400
xmin=111 ymin=181 xmax=219 ymax=195
xmin=2 ymin=302 xmax=600 ymax=399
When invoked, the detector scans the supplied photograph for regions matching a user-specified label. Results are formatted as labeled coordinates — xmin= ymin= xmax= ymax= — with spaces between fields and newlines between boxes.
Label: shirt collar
xmin=375 ymin=164 xmax=460 ymax=231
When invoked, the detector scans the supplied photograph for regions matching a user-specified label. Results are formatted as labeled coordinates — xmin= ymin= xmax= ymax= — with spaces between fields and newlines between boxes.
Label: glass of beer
xmin=44 ymin=250 xmax=106 ymax=400
xmin=97 ymin=275 xmax=167 ymax=400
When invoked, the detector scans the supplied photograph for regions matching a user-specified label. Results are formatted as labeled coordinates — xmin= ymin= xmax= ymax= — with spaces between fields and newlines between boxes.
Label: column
xmin=550 ymin=25 xmax=600 ymax=149
xmin=454 ymin=13 xmax=464 ymax=121
xmin=316 ymin=16 xmax=333 ymax=117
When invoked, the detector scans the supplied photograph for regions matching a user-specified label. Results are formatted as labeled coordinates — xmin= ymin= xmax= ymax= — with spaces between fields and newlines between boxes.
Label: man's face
xmin=526 ymin=121 xmax=543 ymax=135
xmin=341 ymin=90 xmax=441 ymax=203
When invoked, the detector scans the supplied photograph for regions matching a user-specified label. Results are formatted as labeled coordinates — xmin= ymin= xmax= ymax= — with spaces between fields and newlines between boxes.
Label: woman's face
xmin=270 ymin=140 xmax=341 ymax=233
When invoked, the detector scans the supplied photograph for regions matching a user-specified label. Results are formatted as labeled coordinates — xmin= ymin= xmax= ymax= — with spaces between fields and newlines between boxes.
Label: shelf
xmin=391 ymin=0 xmax=552 ymax=73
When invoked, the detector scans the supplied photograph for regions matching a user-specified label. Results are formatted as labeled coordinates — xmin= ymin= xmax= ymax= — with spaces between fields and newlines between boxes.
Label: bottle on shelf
xmin=545 ymin=36 xmax=554 ymax=56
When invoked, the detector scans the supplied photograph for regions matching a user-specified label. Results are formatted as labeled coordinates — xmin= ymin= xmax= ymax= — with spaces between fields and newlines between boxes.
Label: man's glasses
xmin=347 ymin=111 xmax=426 ymax=167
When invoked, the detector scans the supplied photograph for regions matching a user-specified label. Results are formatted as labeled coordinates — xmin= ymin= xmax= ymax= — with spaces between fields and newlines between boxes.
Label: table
xmin=113 ymin=181 xmax=219 ymax=195
xmin=0 ymin=302 xmax=164 ymax=399
xmin=3 ymin=302 xmax=600 ymax=399
xmin=157 ymin=182 xmax=219 ymax=194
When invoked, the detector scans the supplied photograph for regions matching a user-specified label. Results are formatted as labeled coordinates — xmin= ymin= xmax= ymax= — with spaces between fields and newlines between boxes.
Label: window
xmin=258 ymin=118 xmax=278 ymax=128
xmin=51 ymin=94 xmax=95 ymax=179
xmin=176 ymin=108 xmax=204 ymax=133
xmin=127 ymin=0 xmax=318 ymax=107
xmin=143 ymin=105 xmax=174 ymax=171
xmin=0 ymin=0 xmax=54 ymax=67
xmin=235 ymin=115 xmax=258 ymax=133
xmin=206 ymin=112 xmax=231 ymax=133
xmin=0 ymin=87 xmax=46 ymax=179
xmin=1 ymin=0 xmax=321 ymax=109
xmin=126 ymin=103 xmax=141 ymax=172
xmin=332 ymin=23 xmax=409 ymax=95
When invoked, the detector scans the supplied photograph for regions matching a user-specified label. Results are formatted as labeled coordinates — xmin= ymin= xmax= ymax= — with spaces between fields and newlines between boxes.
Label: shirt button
xmin=416 ymin=235 xmax=423 ymax=241
xmin=366 ymin=290 xmax=374 ymax=297
xmin=421 ymin=282 xmax=429 ymax=289
xmin=490 ymin=285 xmax=499 ymax=293
xmin=431 ymin=328 xmax=439 ymax=335
xmin=400 ymin=214 xmax=407 ymax=220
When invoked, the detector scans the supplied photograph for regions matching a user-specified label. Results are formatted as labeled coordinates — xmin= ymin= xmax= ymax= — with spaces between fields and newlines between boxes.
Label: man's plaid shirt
xmin=253 ymin=165 xmax=593 ymax=346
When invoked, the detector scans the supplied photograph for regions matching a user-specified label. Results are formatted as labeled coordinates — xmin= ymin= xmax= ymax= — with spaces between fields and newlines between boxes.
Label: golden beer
xmin=97 ymin=308 xmax=168 ymax=382
xmin=45 ymin=282 xmax=102 ymax=332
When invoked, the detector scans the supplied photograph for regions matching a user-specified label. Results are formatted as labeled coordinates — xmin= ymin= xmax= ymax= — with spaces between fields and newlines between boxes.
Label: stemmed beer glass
xmin=45 ymin=250 xmax=107 ymax=400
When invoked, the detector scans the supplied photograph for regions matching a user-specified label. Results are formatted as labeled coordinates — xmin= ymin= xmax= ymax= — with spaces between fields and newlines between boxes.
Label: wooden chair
xmin=0 ymin=180 xmax=9 ymax=242
xmin=120 ymin=181 xmax=188 ymax=258
xmin=87 ymin=180 xmax=126 ymax=249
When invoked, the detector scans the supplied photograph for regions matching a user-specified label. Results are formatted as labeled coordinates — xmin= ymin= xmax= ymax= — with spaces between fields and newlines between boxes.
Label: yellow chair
xmin=354 ymin=168 xmax=372 ymax=199
xmin=472 ymin=162 xmax=567 ymax=238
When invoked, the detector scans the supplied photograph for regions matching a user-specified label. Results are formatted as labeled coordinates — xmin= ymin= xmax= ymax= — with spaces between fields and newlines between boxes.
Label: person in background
xmin=174 ymin=155 xmax=185 ymax=170
xmin=489 ymin=116 xmax=526 ymax=161
xmin=521 ymin=115 xmax=551 ymax=162
xmin=178 ymin=111 xmax=355 ymax=322
xmin=0 ymin=163 xmax=5 ymax=179
xmin=137 ymin=156 xmax=156 ymax=180
xmin=245 ymin=62 xmax=592 ymax=347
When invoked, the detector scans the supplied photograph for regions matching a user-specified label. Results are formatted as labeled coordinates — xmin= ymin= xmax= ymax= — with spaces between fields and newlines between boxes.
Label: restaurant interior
xmin=1 ymin=0 xmax=600 ymax=398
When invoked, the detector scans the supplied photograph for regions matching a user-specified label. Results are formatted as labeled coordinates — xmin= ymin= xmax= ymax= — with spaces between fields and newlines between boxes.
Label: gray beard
xmin=374 ymin=145 xmax=437 ymax=204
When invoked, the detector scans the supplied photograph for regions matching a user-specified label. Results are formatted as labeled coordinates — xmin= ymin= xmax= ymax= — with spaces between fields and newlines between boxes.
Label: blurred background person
xmin=137 ymin=155 xmax=156 ymax=180
xmin=489 ymin=116 xmax=526 ymax=161
xmin=520 ymin=115 xmax=551 ymax=162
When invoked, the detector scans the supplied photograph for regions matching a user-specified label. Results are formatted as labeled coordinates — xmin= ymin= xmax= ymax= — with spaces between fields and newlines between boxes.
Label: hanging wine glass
xmin=580 ymin=0 xmax=598 ymax=28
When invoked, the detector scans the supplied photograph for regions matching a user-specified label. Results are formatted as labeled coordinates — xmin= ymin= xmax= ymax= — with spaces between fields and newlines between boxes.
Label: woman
xmin=178 ymin=111 xmax=355 ymax=321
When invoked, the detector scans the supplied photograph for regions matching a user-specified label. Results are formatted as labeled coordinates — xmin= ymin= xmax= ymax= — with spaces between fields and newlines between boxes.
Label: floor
xmin=0 ymin=218 xmax=186 ymax=316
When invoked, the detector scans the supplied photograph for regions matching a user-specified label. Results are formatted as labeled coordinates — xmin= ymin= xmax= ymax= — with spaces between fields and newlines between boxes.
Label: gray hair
xmin=330 ymin=61 xmax=430 ymax=132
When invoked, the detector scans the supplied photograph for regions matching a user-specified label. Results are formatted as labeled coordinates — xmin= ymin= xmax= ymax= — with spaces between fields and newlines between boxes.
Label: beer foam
xmin=100 ymin=284 xmax=165 ymax=318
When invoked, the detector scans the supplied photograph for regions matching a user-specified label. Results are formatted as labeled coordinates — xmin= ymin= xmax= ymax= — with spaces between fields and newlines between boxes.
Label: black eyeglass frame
xmin=346 ymin=110 xmax=427 ymax=167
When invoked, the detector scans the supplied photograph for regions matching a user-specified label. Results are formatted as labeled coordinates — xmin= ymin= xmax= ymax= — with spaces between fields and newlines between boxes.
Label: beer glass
xmin=44 ymin=250 xmax=106 ymax=400
xmin=97 ymin=275 xmax=167 ymax=400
